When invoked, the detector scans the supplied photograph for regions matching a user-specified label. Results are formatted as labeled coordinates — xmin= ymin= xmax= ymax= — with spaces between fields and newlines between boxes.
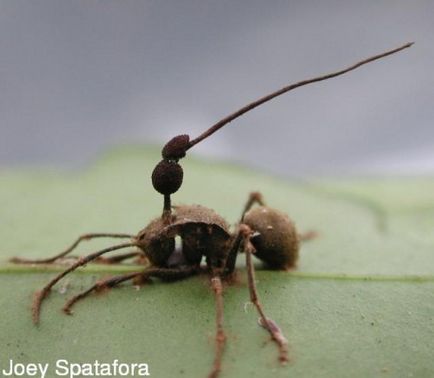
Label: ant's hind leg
xmin=223 ymin=191 xmax=267 ymax=276
xmin=298 ymin=230 xmax=318 ymax=242
xmin=11 ymin=233 xmax=135 ymax=264
xmin=240 ymin=192 xmax=317 ymax=244
xmin=240 ymin=225 xmax=289 ymax=364
xmin=240 ymin=192 xmax=265 ymax=222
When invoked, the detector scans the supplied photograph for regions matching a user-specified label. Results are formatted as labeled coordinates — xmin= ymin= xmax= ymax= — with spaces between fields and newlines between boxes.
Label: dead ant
xmin=11 ymin=42 xmax=413 ymax=378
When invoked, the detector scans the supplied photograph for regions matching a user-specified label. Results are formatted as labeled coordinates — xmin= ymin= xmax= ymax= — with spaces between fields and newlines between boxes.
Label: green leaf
xmin=1 ymin=146 xmax=433 ymax=378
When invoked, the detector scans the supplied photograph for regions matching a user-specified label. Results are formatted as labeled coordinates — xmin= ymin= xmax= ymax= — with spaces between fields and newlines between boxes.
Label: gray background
xmin=0 ymin=1 xmax=432 ymax=176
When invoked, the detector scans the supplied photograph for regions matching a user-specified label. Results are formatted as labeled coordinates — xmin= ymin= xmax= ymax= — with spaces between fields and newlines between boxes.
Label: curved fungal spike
xmin=187 ymin=42 xmax=414 ymax=149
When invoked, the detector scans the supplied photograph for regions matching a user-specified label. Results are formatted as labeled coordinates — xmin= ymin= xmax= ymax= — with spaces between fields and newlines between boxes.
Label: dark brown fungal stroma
xmin=11 ymin=42 xmax=413 ymax=378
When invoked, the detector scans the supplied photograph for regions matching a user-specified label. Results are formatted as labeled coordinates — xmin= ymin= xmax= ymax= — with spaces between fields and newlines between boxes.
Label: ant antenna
xmin=152 ymin=41 xmax=413 ymax=219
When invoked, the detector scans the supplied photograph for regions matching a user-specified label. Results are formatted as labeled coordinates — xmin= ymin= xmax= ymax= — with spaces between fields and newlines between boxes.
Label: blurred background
xmin=0 ymin=0 xmax=432 ymax=177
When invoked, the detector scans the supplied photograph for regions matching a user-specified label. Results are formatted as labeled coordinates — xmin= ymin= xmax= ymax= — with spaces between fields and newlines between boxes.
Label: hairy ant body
xmin=12 ymin=42 xmax=413 ymax=378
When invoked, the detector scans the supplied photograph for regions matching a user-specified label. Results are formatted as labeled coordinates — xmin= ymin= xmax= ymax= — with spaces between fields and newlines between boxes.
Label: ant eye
xmin=151 ymin=160 xmax=184 ymax=195
xmin=162 ymin=134 xmax=190 ymax=160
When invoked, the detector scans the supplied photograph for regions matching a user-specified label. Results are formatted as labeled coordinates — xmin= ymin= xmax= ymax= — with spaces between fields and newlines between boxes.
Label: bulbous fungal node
xmin=152 ymin=160 xmax=184 ymax=195
xmin=162 ymin=134 xmax=190 ymax=160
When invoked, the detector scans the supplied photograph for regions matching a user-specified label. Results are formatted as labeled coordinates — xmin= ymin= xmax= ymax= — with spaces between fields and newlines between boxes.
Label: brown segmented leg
xmin=11 ymin=233 xmax=135 ymax=264
xmin=63 ymin=266 xmax=200 ymax=315
xmin=298 ymin=230 xmax=318 ymax=242
xmin=94 ymin=251 xmax=141 ymax=264
xmin=63 ymin=271 xmax=143 ymax=314
xmin=240 ymin=191 xmax=265 ymax=222
xmin=223 ymin=192 xmax=266 ymax=275
xmin=32 ymin=242 xmax=137 ymax=325
xmin=208 ymin=275 xmax=226 ymax=378
xmin=241 ymin=225 xmax=289 ymax=364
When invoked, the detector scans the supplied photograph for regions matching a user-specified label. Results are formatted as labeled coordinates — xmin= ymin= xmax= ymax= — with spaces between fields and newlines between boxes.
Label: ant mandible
xmin=11 ymin=42 xmax=413 ymax=378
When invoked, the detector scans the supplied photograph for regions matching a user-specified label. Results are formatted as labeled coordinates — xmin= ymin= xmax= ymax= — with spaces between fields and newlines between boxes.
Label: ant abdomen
xmin=243 ymin=206 xmax=299 ymax=270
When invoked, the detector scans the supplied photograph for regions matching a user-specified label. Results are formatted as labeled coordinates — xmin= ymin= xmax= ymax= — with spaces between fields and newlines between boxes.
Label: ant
xmin=11 ymin=42 xmax=413 ymax=378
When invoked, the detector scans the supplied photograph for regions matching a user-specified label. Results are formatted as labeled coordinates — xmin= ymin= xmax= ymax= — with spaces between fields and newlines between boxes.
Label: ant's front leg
xmin=10 ymin=233 xmax=135 ymax=264
xmin=94 ymin=251 xmax=143 ymax=264
xmin=63 ymin=266 xmax=199 ymax=315
xmin=32 ymin=241 xmax=137 ymax=325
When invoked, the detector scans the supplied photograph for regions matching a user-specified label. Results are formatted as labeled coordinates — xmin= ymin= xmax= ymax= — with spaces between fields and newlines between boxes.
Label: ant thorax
xmin=136 ymin=204 xmax=232 ymax=270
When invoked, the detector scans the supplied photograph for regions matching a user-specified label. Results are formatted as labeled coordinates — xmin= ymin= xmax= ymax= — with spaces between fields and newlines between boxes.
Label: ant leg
xmin=209 ymin=275 xmax=226 ymax=378
xmin=95 ymin=251 xmax=141 ymax=264
xmin=32 ymin=242 xmax=137 ymax=325
xmin=10 ymin=233 xmax=135 ymax=264
xmin=223 ymin=229 xmax=243 ymax=276
xmin=298 ymin=230 xmax=318 ymax=242
xmin=63 ymin=266 xmax=199 ymax=314
xmin=223 ymin=192 xmax=266 ymax=274
xmin=240 ymin=191 xmax=265 ymax=222
xmin=240 ymin=225 xmax=289 ymax=364
xmin=63 ymin=271 xmax=144 ymax=314
xmin=240 ymin=192 xmax=318 ymax=246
